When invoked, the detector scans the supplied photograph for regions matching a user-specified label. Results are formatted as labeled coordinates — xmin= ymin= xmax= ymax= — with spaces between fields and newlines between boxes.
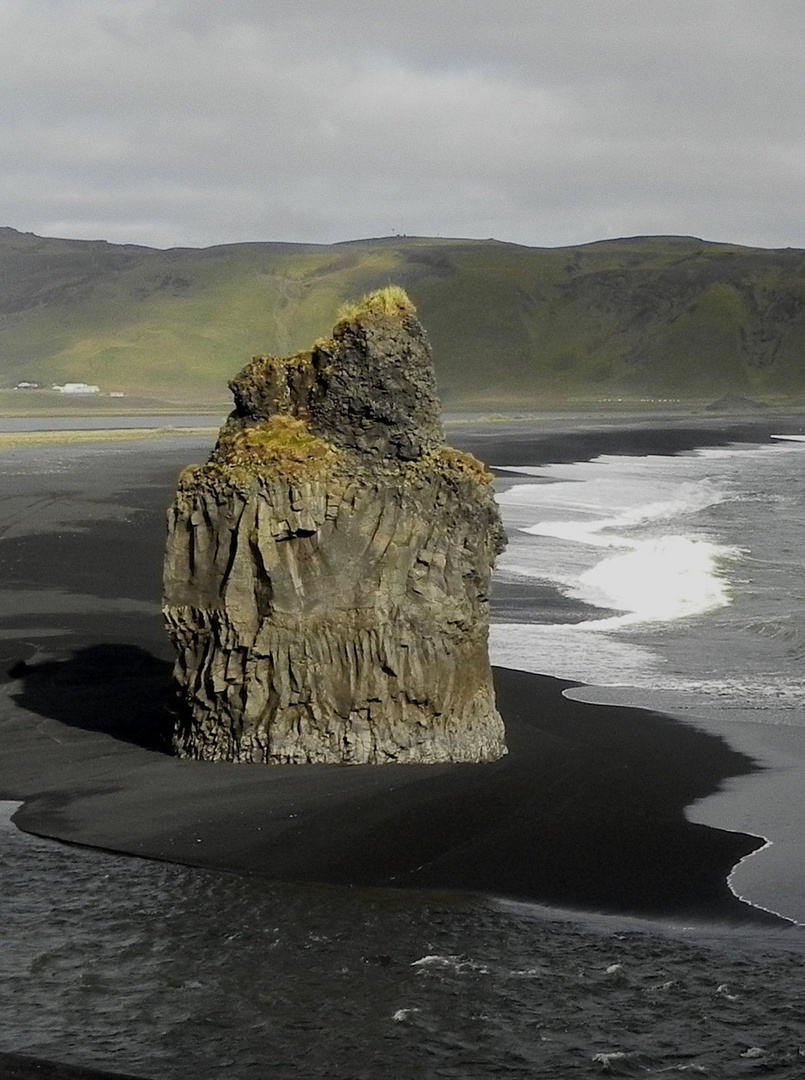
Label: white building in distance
xmin=52 ymin=382 xmax=100 ymax=394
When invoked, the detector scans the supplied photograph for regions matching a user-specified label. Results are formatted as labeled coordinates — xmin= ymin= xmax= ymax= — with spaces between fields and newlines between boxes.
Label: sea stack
xmin=162 ymin=287 xmax=507 ymax=764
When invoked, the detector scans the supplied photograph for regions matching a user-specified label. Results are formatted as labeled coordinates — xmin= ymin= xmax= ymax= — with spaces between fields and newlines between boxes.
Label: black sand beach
xmin=1 ymin=418 xmax=797 ymax=923
xmin=1 ymin=654 xmax=774 ymax=923
xmin=2 ymin=415 xmax=805 ymax=1078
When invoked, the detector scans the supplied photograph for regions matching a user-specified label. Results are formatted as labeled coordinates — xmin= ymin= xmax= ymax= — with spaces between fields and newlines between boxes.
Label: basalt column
xmin=162 ymin=287 xmax=507 ymax=763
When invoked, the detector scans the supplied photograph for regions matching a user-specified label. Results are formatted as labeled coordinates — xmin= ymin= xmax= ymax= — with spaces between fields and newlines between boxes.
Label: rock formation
xmin=162 ymin=286 xmax=507 ymax=764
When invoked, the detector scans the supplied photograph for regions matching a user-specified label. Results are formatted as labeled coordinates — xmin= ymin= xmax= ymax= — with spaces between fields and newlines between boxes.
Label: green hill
xmin=2 ymin=227 xmax=805 ymax=408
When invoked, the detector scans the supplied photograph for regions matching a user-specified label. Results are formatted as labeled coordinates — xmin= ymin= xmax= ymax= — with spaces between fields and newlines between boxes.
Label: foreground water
xmin=3 ymin=801 xmax=805 ymax=1079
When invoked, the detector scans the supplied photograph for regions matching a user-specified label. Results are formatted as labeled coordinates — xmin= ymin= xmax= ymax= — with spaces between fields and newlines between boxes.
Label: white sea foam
xmin=411 ymin=954 xmax=488 ymax=974
xmin=520 ymin=481 xmax=727 ymax=547
xmin=569 ymin=536 xmax=739 ymax=628
xmin=391 ymin=1008 xmax=421 ymax=1022
xmin=489 ymin=623 xmax=662 ymax=685
xmin=495 ymin=464 xmax=737 ymax=628
xmin=492 ymin=440 xmax=805 ymax=711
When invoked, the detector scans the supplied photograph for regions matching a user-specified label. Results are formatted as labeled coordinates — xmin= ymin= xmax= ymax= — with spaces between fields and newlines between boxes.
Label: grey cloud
xmin=2 ymin=0 xmax=805 ymax=249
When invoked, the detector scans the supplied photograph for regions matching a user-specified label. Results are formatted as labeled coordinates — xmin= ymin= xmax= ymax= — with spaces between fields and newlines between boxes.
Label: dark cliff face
xmin=309 ymin=313 xmax=443 ymax=459
xmin=228 ymin=301 xmax=443 ymax=460
xmin=162 ymin=288 xmax=507 ymax=764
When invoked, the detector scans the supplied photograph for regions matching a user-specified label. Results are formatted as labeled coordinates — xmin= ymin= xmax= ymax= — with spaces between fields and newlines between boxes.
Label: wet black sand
xmin=0 ymin=1051 xmax=148 ymax=1080
xmin=1 ymin=417 xmax=801 ymax=923
xmin=451 ymin=412 xmax=805 ymax=467
xmin=2 ymin=416 xmax=805 ymax=1078
xmin=0 ymin=649 xmax=774 ymax=923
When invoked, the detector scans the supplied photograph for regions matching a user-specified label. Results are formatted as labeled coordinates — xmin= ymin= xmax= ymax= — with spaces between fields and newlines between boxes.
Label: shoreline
xmin=1 ymin=662 xmax=781 ymax=926
xmin=449 ymin=410 xmax=805 ymax=466
xmin=0 ymin=416 xmax=803 ymax=931
xmin=564 ymin=682 xmax=805 ymax=927
xmin=0 ymin=426 xmax=218 ymax=448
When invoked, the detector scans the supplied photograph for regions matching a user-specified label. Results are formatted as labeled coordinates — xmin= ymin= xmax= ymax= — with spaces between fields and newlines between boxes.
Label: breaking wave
xmin=568 ymin=536 xmax=739 ymax=628
xmin=491 ymin=440 xmax=805 ymax=705
xmin=496 ymin=467 xmax=738 ymax=629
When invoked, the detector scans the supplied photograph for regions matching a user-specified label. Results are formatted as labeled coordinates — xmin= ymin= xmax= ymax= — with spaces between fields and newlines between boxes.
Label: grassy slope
xmin=2 ymin=227 xmax=805 ymax=405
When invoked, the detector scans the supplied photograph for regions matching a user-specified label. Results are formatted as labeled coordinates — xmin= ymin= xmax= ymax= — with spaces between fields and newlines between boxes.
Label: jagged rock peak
xmin=163 ymin=286 xmax=507 ymax=765
xmin=226 ymin=286 xmax=444 ymax=460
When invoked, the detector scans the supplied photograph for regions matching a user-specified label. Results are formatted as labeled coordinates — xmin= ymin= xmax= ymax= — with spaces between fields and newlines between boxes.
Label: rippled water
xmin=4 ymin=802 xmax=805 ymax=1079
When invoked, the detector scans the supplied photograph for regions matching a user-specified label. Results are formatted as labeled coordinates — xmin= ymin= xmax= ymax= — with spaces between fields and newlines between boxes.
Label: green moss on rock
xmin=213 ymin=415 xmax=341 ymax=479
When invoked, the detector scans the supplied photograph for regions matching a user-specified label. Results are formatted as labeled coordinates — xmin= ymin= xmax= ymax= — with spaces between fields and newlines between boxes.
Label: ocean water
xmin=490 ymin=439 xmax=805 ymax=714
xmin=3 ymin=800 xmax=805 ymax=1080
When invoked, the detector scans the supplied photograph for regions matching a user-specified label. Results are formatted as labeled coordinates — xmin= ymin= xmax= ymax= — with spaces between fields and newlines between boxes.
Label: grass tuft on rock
xmin=335 ymin=285 xmax=416 ymax=328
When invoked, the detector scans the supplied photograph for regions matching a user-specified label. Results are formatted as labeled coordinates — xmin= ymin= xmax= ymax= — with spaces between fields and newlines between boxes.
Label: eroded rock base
xmin=164 ymin=462 xmax=506 ymax=763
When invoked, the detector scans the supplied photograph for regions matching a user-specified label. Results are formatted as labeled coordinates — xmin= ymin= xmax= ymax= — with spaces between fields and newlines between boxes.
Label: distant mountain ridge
xmin=2 ymin=226 xmax=805 ymax=405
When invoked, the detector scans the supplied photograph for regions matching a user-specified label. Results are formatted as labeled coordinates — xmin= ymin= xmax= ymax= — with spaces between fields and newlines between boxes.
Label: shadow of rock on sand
xmin=9 ymin=643 xmax=173 ymax=753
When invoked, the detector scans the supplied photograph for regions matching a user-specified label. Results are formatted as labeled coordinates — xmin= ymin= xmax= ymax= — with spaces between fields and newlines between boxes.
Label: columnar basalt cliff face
xmin=162 ymin=288 xmax=507 ymax=763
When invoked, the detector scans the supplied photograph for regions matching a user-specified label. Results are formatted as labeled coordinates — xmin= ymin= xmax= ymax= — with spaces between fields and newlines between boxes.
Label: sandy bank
xmin=0 ymin=654 xmax=779 ymax=926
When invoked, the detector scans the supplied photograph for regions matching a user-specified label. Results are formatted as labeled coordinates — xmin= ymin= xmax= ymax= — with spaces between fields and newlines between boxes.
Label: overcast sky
xmin=2 ymin=0 xmax=804 ymax=250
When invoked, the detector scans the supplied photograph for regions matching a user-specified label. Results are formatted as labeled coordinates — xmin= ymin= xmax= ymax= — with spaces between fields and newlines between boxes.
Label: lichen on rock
xmin=162 ymin=286 xmax=507 ymax=764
